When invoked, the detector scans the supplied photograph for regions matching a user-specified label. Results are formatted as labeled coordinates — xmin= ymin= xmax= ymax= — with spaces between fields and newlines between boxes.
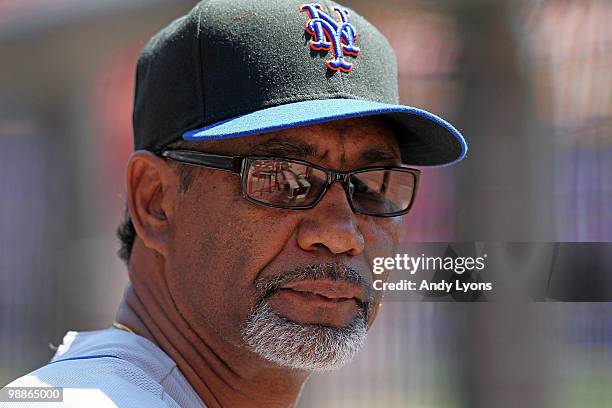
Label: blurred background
xmin=0 ymin=0 xmax=611 ymax=406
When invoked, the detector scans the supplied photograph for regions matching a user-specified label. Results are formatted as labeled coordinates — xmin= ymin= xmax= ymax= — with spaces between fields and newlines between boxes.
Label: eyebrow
xmin=360 ymin=148 xmax=401 ymax=165
xmin=248 ymin=137 xmax=317 ymax=158
xmin=248 ymin=137 xmax=401 ymax=165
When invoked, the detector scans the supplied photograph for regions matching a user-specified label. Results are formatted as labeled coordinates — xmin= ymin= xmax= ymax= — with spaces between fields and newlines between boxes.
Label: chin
xmin=241 ymin=299 xmax=369 ymax=371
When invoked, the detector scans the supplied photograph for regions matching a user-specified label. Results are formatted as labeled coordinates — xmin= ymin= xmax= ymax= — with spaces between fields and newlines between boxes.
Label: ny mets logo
xmin=301 ymin=3 xmax=360 ymax=73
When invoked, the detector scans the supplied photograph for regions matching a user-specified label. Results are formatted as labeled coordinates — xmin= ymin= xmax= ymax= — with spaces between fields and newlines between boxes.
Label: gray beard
xmin=241 ymin=299 xmax=368 ymax=372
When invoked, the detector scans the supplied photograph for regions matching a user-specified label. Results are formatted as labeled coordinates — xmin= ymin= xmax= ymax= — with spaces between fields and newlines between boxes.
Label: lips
xmin=266 ymin=278 xmax=365 ymax=326
xmin=279 ymin=279 xmax=363 ymax=302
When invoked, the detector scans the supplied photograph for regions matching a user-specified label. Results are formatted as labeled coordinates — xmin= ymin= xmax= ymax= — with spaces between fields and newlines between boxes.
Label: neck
xmin=115 ymin=242 xmax=309 ymax=408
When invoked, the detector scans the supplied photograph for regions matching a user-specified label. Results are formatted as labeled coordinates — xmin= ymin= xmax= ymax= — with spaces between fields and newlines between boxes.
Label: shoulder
xmin=4 ymin=354 xmax=179 ymax=408
xmin=2 ymin=328 xmax=188 ymax=408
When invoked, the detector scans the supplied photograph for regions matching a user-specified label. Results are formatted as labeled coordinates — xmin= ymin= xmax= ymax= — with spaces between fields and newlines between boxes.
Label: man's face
xmin=164 ymin=116 xmax=402 ymax=370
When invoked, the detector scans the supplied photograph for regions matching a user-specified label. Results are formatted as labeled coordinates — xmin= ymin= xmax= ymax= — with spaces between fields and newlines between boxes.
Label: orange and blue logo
xmin=301 ymin=3 xmax=360 ymax=73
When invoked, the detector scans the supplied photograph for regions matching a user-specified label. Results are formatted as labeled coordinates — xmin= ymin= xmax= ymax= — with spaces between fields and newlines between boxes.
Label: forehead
xmin=184 ymin=116 xmax=401 ymax=167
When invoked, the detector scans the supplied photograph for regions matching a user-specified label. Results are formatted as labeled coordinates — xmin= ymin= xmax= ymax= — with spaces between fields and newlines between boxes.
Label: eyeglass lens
xmin=245 ymin=159 xmax=415 ymax=214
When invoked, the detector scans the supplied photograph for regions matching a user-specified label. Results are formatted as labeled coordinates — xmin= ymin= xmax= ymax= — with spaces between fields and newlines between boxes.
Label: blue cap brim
xmin=183 ymin=99 xmax=467 ymax=166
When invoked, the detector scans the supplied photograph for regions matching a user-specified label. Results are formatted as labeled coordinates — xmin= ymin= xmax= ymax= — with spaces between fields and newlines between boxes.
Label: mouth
xmin=279 ymin=279 xmax=363 ymax=303
xmin=257 ymin=263 xmax=369 ymax=327
xmin=264 ymin=279 xmax=365 ymax=327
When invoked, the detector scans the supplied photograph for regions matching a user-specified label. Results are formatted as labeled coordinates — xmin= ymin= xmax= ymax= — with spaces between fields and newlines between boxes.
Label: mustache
xmin=255 ymin=262 xmax=374 ymax=306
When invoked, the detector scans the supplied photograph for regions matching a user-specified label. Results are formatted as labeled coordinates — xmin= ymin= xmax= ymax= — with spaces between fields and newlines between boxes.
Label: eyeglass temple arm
xmin=161 ymin=150 xmax=242 ymax=173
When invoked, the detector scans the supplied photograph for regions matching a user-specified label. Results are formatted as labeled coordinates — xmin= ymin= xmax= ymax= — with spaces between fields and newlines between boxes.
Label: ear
xmin=126 ymin=150 xmax=179 ymax=257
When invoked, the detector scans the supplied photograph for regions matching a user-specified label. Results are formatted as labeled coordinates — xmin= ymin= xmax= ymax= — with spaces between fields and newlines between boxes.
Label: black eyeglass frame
xmin=159 ymin=149 xmax=420 ymax=217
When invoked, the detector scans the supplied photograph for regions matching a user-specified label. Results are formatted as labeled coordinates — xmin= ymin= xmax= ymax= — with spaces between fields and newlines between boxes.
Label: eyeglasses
xmin=159 ymin=150 xmax=420 ymax=217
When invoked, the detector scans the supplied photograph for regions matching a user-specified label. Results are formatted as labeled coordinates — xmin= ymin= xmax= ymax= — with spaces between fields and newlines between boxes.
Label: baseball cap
xmin=133 ymin=0 xmax=467 ymax=166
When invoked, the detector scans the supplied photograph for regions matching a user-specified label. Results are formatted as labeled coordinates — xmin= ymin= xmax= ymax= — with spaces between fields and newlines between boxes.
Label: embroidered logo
xmin=301 ymin=3 xmax=360 ymax=73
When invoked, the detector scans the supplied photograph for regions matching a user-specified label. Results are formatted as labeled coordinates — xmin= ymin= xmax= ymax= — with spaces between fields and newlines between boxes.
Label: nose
xmin=296 ymin=182 xmax=365 ymax=256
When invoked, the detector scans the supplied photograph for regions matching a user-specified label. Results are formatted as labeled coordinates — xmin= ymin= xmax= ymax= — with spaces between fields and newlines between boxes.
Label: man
xmin=4 ymin=0 xmax=466 ymax=407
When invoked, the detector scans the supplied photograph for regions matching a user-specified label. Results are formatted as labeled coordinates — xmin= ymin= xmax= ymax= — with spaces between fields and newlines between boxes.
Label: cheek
xmin=361 ymin=218 xmax=401 ymax=326
xmin=362 ymin=216 xmax=402 ymax=257
xmin=164 ymin=182 xmax=300 ymax=343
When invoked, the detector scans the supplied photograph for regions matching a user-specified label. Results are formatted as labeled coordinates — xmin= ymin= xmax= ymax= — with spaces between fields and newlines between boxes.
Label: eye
xmin=354 ymin=182 xmax=370 ymax=194
xmin=350 ymin=178 xmax=383 ymax=199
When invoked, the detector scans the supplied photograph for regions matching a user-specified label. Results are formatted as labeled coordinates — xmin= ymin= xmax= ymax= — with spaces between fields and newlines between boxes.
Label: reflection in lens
xmin=246 ymin=159 xmax=326 ymax=206
xmin=349 ymin=170 xmax=415 ymax=215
